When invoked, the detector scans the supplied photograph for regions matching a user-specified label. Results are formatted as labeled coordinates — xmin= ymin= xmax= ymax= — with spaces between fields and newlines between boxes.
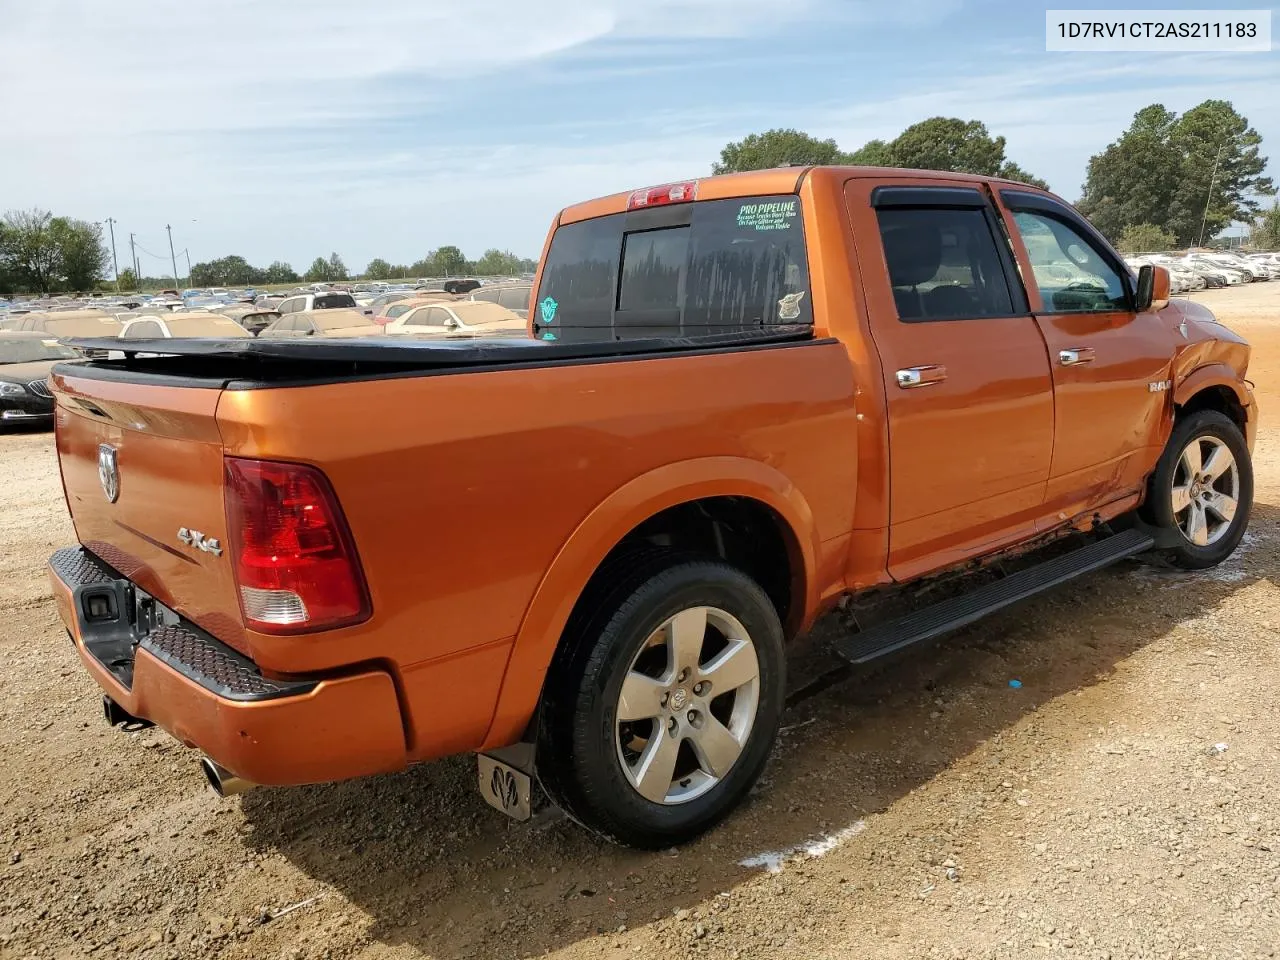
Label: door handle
xmin=895 ymin=365 xmax=947 ymax=389
xmin=1059 ymin=347 xmax=1095 ymax=366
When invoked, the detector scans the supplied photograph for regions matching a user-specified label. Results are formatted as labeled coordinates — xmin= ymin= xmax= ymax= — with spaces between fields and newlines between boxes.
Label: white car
xmin=381 ymin=300 xmax=526 ymax=337
xmin=275 ymin=292 xmax=359 ymax=314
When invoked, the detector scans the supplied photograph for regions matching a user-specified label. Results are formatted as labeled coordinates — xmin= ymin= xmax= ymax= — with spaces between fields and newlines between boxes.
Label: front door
xmin=996 ymin=190 xmax=1173 ymax=523
xmin=845 ymin=178 xmax=1055 ymax=582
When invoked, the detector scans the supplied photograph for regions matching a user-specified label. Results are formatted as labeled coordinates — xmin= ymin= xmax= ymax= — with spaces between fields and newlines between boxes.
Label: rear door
xmin=844 ymin=178 xmax=1054 ymax=581
xmin=996 ymin=190 xmax=1172 ymax=522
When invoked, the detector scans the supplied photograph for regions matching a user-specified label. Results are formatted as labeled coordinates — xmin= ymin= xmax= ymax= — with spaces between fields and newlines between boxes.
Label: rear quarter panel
xmin=216 ymin=341 xmax=858 ymax=756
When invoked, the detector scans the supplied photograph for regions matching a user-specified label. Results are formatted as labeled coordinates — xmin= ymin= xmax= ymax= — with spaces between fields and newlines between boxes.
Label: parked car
xmin=45 ymin=168 xmax=1255 ymax=849
xmin=217 ymin=305 xmax=281 ymax=335
xmin=382 ymin=300 xmax=527 ymax=336
xmin=0 ymin=333 xmax=80 ymax=428
xmin=118 ymin=313 xmax=253 ymax=341
xmin=258 ymin=308 xmax=385 ymax=338
xmin=361 ymin=291 xmax=417 ymax=317
xmin=14 ymin=311 xmax=123 ymax=339
xmin=372 ymin=293 xmax=458 ymax=322
xmin=463 ymin=282 xmax=533 ymax=319
xmin=275 ymin=292 xmax=358 ymax=314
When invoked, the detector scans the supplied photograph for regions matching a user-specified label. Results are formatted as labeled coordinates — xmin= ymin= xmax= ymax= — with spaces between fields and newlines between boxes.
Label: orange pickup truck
xmin=49 ymin=167 xmax=1256 ymax=848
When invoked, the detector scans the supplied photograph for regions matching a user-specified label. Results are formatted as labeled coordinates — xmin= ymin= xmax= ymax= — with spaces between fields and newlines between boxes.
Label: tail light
xmin=224 ymin=458 xmax=371 ymax=634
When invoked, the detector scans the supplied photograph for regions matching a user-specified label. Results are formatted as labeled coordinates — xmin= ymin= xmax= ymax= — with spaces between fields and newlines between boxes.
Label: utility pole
xmin=103 ymin=218 xmax=121 ymax=293
xmin=182 ymin=249 xmax=192 ymax=286
xmin=129 ymin=233 xmax=139 ymax=284
xmin=166 ymin=224 xmax=180 ymax=288
xmin=1197 ymin=142 xmax=1227 ymax=249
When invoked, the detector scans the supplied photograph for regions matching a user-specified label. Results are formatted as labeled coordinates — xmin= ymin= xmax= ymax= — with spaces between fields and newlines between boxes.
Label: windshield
xmin=0 ymin=339 xmax=79 ymax=364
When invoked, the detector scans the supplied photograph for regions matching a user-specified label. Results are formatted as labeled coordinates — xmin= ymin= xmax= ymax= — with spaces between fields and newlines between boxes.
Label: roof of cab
xmin=557 ymin=165 xmax=1054 ymax=226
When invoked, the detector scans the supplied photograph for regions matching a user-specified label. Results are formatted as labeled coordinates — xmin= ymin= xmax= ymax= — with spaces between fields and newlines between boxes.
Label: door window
xmin=1010 ymin=211 xmax=1129 ymax=313
xmin=875 ymin=207 xmax=1016 ymax=322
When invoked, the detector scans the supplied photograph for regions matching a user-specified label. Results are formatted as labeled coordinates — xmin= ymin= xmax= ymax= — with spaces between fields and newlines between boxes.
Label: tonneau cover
xmin=59 ymin=325 xmax=814 ymax=366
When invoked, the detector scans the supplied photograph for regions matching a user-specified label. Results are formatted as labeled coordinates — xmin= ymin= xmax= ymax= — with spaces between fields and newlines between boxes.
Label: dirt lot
xmin=3 ymin=284 xmax=1279 ymax=960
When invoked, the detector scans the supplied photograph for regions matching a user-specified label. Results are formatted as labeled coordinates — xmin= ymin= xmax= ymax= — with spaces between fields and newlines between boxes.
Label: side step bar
xmin=832 ymin=528 xmax=1155 ymax=665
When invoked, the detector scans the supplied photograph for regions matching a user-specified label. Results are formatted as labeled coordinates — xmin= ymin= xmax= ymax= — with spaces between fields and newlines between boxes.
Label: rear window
xmin=535 ymin=194 xmax=812 ymax=342
xmin=314 ymin=293 xmax=356 ymax=310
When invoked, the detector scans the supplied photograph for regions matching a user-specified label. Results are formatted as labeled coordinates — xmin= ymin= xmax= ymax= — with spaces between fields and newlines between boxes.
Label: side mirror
xmin=1135 ymin=264 xmax=1171 ymax=312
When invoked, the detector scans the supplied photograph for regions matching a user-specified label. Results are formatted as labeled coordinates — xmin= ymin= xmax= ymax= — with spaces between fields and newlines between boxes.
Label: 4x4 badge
xmin=177 ymin=528 xmax=223 ymax=557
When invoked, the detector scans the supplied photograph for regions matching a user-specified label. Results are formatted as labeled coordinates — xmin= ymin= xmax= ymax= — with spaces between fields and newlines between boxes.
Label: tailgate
xmin=52 ymin=370 xmax=249 ymax=654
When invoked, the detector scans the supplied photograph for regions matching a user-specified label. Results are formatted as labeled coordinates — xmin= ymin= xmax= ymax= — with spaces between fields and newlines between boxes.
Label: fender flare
xmin=1173 ymin=363 xmax=1250 ymax=410
xmin=479 ymin=456 xmax=820 ymax=750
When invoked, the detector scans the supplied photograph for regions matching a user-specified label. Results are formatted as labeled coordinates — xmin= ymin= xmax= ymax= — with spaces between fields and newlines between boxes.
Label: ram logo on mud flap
xmin=477 ymin=753 xmax=532 ymax=821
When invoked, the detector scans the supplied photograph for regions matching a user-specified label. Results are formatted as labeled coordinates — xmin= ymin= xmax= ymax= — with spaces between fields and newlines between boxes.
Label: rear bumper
xmin=49 ymin=546 xmax=407 ymax=786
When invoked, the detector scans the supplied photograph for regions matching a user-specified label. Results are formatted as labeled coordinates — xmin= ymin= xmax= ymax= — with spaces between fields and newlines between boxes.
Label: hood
xmin=0 ymin=359 xmax=60 ymax=383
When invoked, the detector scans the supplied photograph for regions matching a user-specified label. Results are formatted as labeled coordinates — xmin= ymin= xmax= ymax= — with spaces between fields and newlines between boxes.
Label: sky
xmin=1 ymin=0 xmax=1277 ymax=277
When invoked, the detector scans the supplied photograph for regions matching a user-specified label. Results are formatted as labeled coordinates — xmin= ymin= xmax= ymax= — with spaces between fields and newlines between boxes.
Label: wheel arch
xmin=1173 ymin=365 xmax=1250 ymax=433
xmin=480 ymin=457 xmax=820 ymax=750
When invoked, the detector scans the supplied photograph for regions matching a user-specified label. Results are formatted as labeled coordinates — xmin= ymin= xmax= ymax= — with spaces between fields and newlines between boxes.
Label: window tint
xmin=403 ymin=308 xmax=431 ymax=326
xmin=295 ymin=318 xmax=316 ymax=335
xmin=498 ymin=286 xmax=531 ymax=310
xmin=1011 ymin=211 xmax=1129 ymax=313
xmin=386 ymin=304 xmax=411 ymax=319
xmin=535 ymin=195 xmax=812 ymax=340
xmin=427 ymin=307 xmax=454 ymax=327
xmin=314 ymin=293 xmax=356 ymax=310
xmin=875 ymin=208 xmax=1015 ymax=321
xmin=618 ymin=229 xmax=688 ymax=311
xmin=472 ymin=287 xmax=501 ymax=303
xmin=124 ymin=320 xmax=164 ymax=339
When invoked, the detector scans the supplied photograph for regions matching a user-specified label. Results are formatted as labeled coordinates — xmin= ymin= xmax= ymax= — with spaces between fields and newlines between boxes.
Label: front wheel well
xmin=1177 ymin=385 xmax=1246 ymax=433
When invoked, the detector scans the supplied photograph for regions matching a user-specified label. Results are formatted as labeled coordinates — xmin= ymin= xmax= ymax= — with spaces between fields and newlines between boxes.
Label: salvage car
xmin=48 ymin=167 xmax=1256 ymax=849
xmin=0 ymin=333 xmax=79 ymax=428
xmin=381 ymin=300 xmax=526 ymax=336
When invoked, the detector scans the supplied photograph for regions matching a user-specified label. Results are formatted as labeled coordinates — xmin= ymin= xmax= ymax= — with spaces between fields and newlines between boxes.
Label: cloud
xmin=1 ymin=0 xmax=1271 ymax=272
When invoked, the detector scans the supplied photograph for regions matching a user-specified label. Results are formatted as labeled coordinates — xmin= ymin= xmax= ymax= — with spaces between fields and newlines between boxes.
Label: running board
xmin=832 ymin=528 xmax=1155 ymax=665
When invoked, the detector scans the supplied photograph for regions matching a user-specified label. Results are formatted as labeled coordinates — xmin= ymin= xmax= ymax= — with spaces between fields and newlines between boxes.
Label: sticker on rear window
xmin=541 ymin=332 xmax=557 ymax=341
xmin=778 ymin=291 xmax=806 ymax=320
xmin=539 ymin=296 xmax=559 ymax=325
xmin=737 ymin=200 xmax=798 ymax=232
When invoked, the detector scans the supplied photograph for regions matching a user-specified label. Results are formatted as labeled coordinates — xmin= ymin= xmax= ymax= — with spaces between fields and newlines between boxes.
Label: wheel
xmin=536 ymin=560 xmax=785 ymax=848
xmin=1146 ymin=410 xmax=1253 ymax=569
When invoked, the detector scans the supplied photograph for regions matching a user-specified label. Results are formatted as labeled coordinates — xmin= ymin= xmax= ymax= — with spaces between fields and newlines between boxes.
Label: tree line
xmin=714 ymin=99 xmax=1273 ymax=251
xmin=0 ymin=210 xmax=111 ymax=295
xmin=186 ymin=246 xmax=536 ymax=290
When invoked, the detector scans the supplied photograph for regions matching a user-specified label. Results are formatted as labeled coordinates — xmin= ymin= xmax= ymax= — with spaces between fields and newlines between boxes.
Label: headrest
xmin=882 ymin=224 xmax=942 ymax=287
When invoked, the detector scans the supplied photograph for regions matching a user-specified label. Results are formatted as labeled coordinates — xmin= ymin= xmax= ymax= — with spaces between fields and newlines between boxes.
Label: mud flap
xmin=478 ymin=748 xmax=533 ymax=821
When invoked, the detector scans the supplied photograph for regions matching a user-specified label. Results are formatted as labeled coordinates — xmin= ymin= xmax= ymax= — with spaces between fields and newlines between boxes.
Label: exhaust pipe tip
xmin=200 ymin=756 xmax=255 ymax=798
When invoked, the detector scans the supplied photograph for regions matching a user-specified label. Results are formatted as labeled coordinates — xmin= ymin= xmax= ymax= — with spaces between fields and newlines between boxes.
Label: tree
xmin=1118 ymin=223 xmax=1177 ymax=253
xmin=1168 ymin=100 xmax=1273 ymax=245
xmin=304 ymin=257 xmax=330 ymax=282
xmin=473 ymin=248 xmax=523 ymax=276
xmin=713 ymin=128 xmax=847 ymax=174
xmin=117 ymin=267 xmax=138 ymax=291
xmin=854 ymin=117 xmax=1050 ymax=188
xmin=1254 ymin=203 xmax=1280 ymax=250
xmin=364 ymin=257 xmax=393 ymax=280
xmin=1 ymin=208 xmax=60 ymax=292
xmin=326 ymin=252 xmax=347 ymax=281
xmin=845 ymin=139 xmax=893 ymax=166
xmin=263 ymin=260 xmax=298 ymax=284
xmin=433 ymin=245 xmax=468 ymax=276
xmin=1079 ymin=100 xmax=1272 ymax=246
xmin=49 ymin=218 xmax=109 ymax=290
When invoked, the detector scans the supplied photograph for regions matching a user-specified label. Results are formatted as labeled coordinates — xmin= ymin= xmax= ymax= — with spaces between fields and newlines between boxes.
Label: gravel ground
xmin=2 ymin=284 xmax=1278 ymax=960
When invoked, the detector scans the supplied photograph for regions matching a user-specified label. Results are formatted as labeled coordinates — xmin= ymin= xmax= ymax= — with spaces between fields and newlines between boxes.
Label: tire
xmin=536 ymin=560 xmax=785 ymax=849
xmin=1146 ymin=410 xmax=1253 ymax=569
